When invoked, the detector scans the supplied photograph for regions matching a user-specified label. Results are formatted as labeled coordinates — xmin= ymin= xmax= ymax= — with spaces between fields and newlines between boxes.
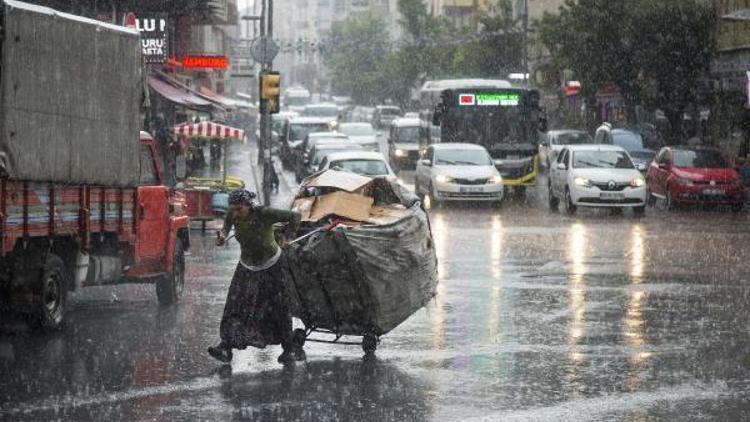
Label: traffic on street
xmin=3 ymin=0 xmax=750 ymax=421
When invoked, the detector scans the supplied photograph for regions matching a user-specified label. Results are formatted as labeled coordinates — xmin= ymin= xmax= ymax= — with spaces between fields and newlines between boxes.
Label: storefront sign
xmin=125 ymin=13 xmax=168 ymax=64
xmin=182 ymin=55 xmax=229 ymax=70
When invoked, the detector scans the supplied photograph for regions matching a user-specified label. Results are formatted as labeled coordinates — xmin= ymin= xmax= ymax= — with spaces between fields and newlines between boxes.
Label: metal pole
xmin=259 ymin=0 xmax=274 ymax=205
xmin=523 ymin=0 xmax=529 ymax=85
xmin=258 ymin=0 xmax=267 ymax=172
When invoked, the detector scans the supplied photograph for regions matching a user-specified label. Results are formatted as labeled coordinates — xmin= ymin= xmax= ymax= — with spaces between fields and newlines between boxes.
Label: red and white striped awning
xmin=171 ymin=121 xmax=245 ymax=140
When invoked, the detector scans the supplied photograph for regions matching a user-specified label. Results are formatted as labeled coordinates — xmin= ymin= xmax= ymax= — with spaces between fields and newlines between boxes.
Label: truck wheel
xmin=157 ymin=239 xmax=185 ymax=306
xmin=35 ymin=254 xmax=68 ymax=331
xmin=362 ymin=333 xmax=378 ymax=355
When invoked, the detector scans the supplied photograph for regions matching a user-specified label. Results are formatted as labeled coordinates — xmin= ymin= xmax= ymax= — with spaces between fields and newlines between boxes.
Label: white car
xmin=548 ymin=144 xmax=647 ymax=215
xmin=415 ymin=143 xmax=504 ymax=204
xmin=318 ymin=151 xmax=397 ymax=180
xmin=338 ymin=122 xmax=381 ymax=152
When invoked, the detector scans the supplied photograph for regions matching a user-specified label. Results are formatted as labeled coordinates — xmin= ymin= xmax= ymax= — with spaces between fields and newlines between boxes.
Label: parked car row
xmin=547 ymin=144 xmax=746 ymax=216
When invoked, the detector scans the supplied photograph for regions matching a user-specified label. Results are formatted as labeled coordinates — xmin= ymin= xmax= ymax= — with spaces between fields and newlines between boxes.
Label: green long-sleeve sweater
xmin=222 ymin=207 xmax=301 ymax=266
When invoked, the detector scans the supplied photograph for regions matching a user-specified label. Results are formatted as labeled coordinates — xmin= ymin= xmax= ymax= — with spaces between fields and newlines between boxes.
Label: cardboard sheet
xmin=293 ymin=191 xmax=374 ymax=222
xmin=303 ymin=170 xmax=373 ymax=193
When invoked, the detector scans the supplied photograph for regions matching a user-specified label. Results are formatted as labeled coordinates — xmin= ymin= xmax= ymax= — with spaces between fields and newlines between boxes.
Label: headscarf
xmin=228 ymin=189 xmax=256 ymax=206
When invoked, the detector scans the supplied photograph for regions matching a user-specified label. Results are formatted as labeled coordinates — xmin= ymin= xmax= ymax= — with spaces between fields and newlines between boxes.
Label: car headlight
xmin=395 ymin=149 xmax=406 ymax=157
xmin=676 ymin=177 xmax=694 ymax=187
xmin=435 ymin=175 xmax=454 ymax=184
xmin=630 ymin=177 xmax=646 ymax=188
xmin=490 ymin=175 xmax=503 ymax=184
xmin=574 ymin=177 xmax=592 ymax=187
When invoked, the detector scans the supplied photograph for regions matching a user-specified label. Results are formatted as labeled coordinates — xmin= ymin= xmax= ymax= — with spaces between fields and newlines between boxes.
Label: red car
xmin=646 ymin=146 xmax=746 ymax=212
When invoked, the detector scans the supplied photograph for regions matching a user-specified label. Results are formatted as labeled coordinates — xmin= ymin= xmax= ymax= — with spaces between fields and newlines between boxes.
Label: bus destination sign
xmin=458 ymin=93 xmax=520 ymax=107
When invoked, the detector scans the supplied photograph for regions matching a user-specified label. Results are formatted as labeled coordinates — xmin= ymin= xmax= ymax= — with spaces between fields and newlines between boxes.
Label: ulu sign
xmin=125 ymin=13 xmax=168 ymax=64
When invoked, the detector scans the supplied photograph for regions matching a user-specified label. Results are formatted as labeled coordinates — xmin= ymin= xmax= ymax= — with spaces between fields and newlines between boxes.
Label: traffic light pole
xmin=257 ymin=0 xmax=273 ymax=205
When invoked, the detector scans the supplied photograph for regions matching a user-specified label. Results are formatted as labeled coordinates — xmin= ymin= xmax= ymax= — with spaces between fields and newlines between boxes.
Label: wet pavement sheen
xmin=2 ymin=145 xmax=750 ymax=421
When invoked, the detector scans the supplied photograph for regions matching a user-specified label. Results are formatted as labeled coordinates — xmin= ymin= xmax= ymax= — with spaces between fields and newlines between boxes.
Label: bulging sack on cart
xmin=284 ymin=170 xmax=438 ymax=336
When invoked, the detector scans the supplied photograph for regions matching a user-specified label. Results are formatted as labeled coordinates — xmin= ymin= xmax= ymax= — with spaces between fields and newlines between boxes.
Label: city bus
xmin=417 ymin=79 xmax=547 ymax=198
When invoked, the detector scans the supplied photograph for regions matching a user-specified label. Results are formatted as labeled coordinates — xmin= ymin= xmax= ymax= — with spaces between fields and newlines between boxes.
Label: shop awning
xmin=148 ymin=74 xmax=215 ymax=108
xmin=171 ymin=121 xmax=244 ymax=140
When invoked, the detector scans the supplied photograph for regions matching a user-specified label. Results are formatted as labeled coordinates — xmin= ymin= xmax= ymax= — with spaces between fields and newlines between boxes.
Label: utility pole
xmin=523 ymin=0 xmax=529 ymax=86
xmin=258 ymin=0 xmax=275 ymax=205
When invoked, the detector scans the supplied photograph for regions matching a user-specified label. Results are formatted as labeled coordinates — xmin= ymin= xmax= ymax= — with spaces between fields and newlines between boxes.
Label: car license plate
xmin=460 ymin=186 xmax=484 ymax=194
xmin=702 ymin=189 xmax=725 ymax=195
xmin=600 ymin=192 xmax=624 ymax=200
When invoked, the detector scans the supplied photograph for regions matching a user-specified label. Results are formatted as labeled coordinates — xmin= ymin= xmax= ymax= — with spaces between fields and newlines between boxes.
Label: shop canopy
xmin=172 ymin=121 xmax=245 ymax=140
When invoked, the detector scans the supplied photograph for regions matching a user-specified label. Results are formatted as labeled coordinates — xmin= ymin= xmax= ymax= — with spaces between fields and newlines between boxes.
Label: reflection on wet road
xmin=2 ymin=157 xmax=750 ymax=420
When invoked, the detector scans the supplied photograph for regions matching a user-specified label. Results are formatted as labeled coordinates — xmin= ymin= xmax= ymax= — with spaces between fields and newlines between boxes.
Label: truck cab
xmin=0 ymin=132 xmax=190 ymax=331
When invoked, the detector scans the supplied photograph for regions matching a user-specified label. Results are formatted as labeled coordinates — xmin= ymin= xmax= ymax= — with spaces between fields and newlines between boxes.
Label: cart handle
xmin=288 ymin=218 xmax=341 ymax=245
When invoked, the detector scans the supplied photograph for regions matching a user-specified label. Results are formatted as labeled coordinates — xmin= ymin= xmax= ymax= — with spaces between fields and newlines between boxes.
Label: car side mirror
xmin=421 ymin=159 xmax=432 ymax=167
xmin=556 ymin=162 xmax=567 ymax=171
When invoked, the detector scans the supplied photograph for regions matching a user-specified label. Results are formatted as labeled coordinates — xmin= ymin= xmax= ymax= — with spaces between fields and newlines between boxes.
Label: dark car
xmin=595 ymin=124 xmax=656 ymax=172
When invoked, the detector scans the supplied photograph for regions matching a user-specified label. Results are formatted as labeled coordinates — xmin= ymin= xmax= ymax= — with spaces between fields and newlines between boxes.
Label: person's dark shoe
xmin=277 ymin=350 xmax=294 ymax=364
xmin=208 ymin=345 xmax=233 ymax=363
xmin=293 ymin=347 xmax=306 ymax=361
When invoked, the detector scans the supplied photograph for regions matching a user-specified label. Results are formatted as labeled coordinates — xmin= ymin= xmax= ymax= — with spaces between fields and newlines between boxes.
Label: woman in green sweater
xmin=208 ymin=190 xmax=303 ymax=364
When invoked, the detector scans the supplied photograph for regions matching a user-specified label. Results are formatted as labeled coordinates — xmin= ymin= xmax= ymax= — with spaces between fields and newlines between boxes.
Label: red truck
xmin=0 ymin=1 xmax=189 ymax=329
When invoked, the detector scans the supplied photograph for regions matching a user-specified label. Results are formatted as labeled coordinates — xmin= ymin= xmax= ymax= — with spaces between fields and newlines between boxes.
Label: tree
xmin=450 ymin=0 xmax=523 ymax=78
xmin=538 ymin=0 xmax=712 ymax=142
xmin=322 ymin=12 xmax=393 ymax=104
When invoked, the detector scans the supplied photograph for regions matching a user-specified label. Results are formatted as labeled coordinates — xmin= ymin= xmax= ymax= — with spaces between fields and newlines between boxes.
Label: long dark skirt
xmin=219 ymin=255 xmax=293 ymax=350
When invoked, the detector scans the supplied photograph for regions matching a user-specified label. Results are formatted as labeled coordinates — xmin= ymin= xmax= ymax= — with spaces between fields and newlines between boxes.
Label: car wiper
xmin=437 ymin=160 xmax=456 ymax=165
xmin=575 ymin=160 xmax=602 ymax=168
xmin=453 ymin=160 xmax=480 ymax=166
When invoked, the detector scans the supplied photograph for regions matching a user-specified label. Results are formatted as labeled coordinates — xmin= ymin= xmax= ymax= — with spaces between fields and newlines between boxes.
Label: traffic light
xmin=260 ymin=71 xmax=280 ymax=114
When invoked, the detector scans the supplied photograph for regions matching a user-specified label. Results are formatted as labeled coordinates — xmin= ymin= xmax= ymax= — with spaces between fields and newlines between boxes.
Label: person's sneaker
xmin=277 ymin=350 xmax=294 ymax=364
xmin=208 ymin=345 xmax=233 ymax=363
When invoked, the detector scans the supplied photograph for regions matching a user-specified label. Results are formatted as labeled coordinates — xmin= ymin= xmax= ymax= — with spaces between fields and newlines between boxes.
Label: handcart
xmin=283 ymin=173 xmax=439 ymax=355
xmin=172 ymin=121 xmax=246 ymax=231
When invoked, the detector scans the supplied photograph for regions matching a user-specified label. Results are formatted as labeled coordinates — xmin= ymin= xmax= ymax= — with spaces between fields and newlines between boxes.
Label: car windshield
xmin=435 ymin=149 xmax=492 ymax=166
xmin=290 ymin=123 xmax=330 ymax=141
xmin=554 ymin=132 xmax=592 ymax=145
xmin=629 ymin=150 xmax=656 ymax=161
xmin=340 ymin=125 xmax=375 ymax=136
xmin=397 ymin=127 xmax=420 ymax=143
xmin=612 ymin=132 xmax=644 ymax=152
xmin=313 ymin=147 xmax=359 ymax=165
xmin=330 ymin=159 xmax=389 ymax=176
xmin=303 ymin=105 xmax=339 ymax=117
xmin=380 ymin=107 xmax=401 ymax=116
xmin=673 ymin=150 xmax=729 ymax=168
xmin=573 ymin=150 xmax=634 ymax=169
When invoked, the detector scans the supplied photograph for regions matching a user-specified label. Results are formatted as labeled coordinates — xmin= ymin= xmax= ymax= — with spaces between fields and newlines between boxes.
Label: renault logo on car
xmin=608 ymin=180 xmax=616 ymax=190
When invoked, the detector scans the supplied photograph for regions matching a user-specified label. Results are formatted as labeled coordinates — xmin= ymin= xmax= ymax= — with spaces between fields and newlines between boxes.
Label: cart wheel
xmin=293 ymin=328 xmax=306 ymax=348
xmin=362 ymin=333 xmax=378 ymax=355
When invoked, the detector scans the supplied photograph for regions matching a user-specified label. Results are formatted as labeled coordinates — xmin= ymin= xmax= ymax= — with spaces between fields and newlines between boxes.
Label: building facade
xmin=272 ymin=0 xmax=402 ymax=92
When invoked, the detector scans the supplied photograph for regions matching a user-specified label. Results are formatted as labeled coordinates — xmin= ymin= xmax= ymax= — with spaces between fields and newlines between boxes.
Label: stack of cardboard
xmin=291 ymin=170 xmax=411 ymax=226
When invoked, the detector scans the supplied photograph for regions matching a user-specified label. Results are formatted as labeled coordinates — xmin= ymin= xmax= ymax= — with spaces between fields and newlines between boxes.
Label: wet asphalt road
xmin=3 ymin=143 xmax=750 ymax=421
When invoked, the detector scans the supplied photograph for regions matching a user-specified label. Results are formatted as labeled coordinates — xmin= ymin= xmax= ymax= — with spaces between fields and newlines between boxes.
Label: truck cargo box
xmin=0 ymin=0 xmax=142 ymax=186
